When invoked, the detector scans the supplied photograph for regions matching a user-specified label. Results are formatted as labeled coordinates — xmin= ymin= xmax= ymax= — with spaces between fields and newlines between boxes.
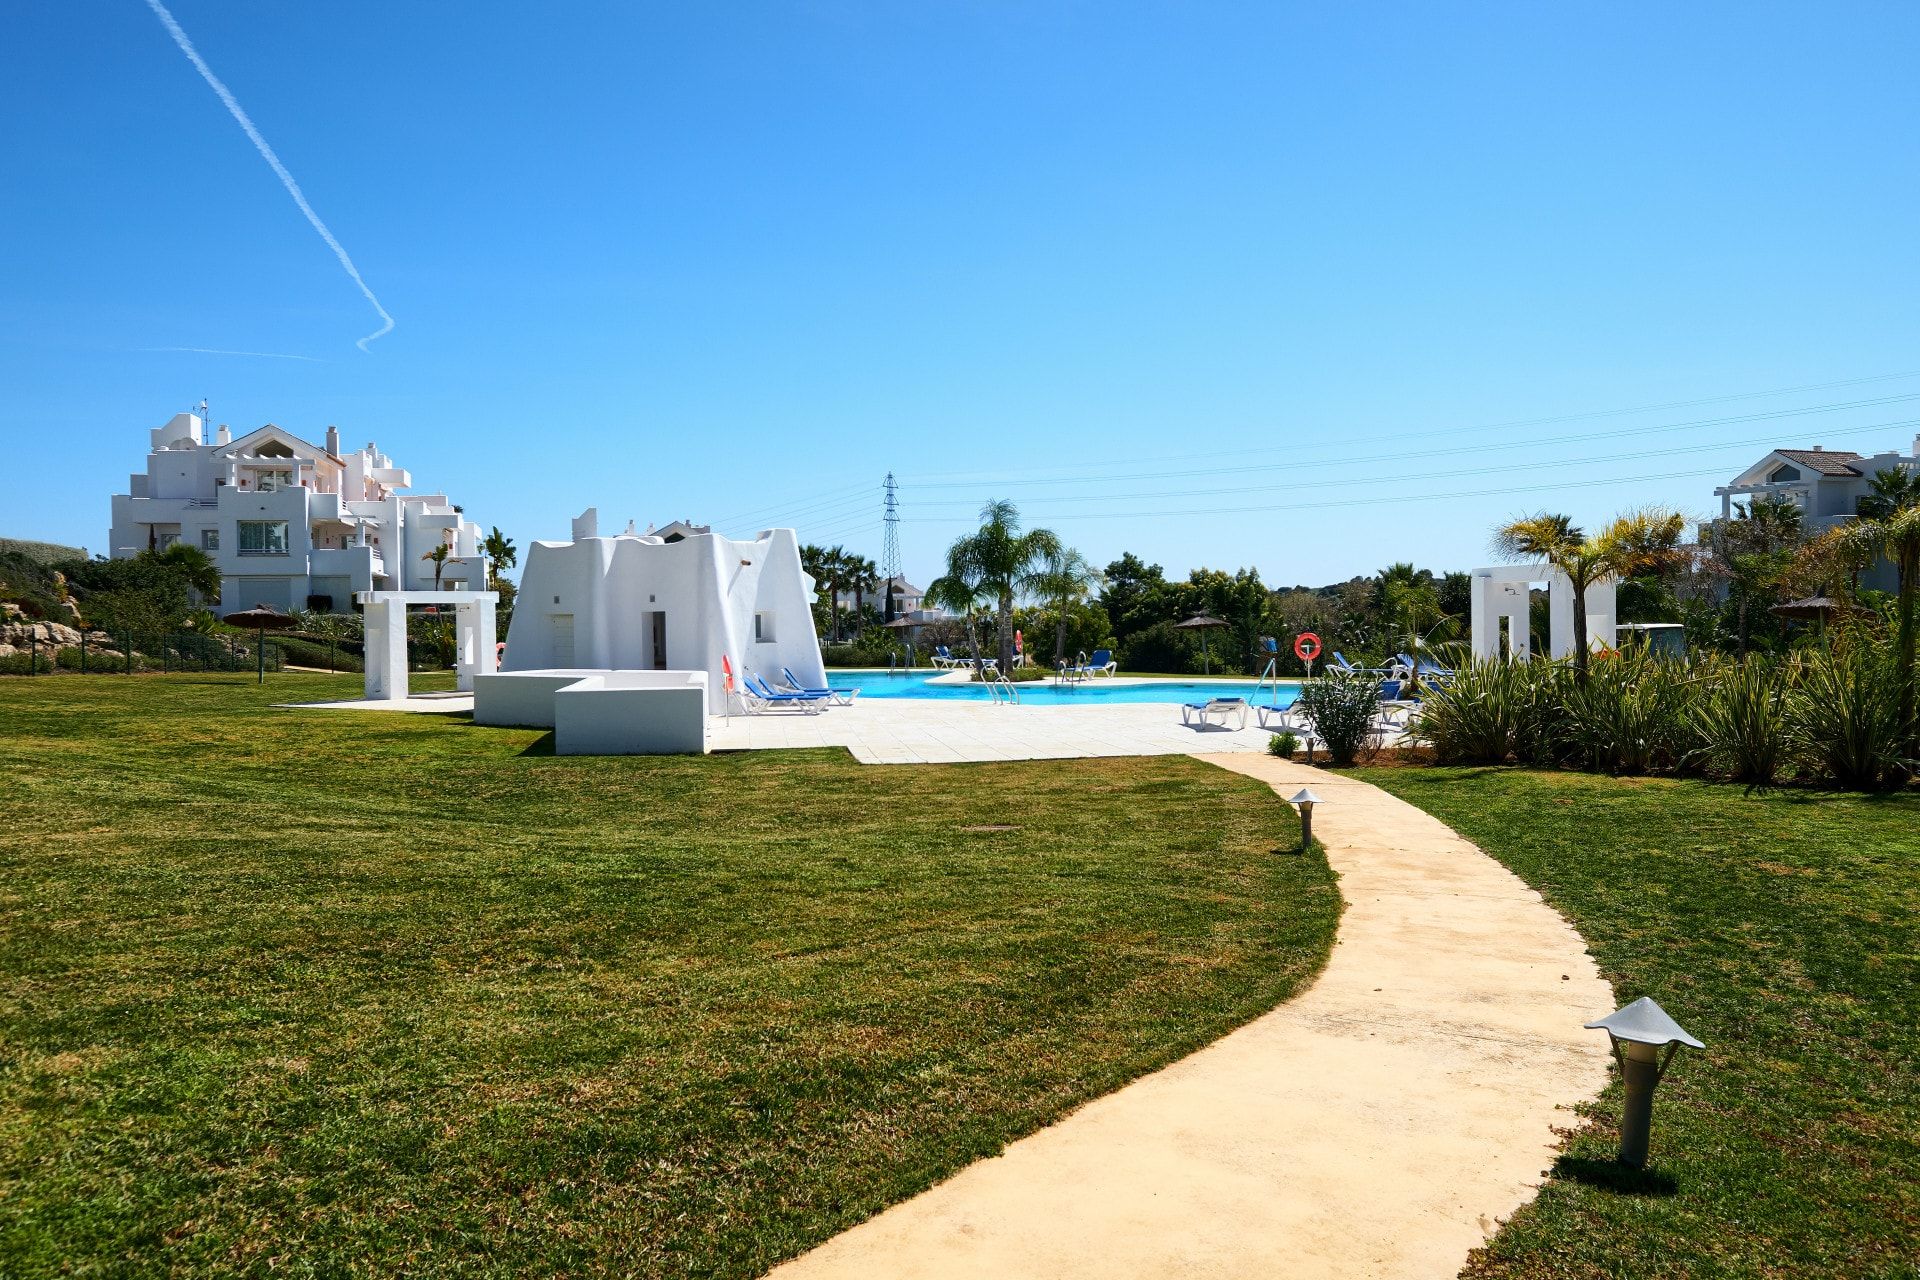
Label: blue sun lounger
xmin=781 ymin=667 xmax=857 ymax=705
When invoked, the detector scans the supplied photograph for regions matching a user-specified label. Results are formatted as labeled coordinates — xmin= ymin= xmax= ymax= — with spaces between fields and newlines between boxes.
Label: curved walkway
xmin=767 ymin=755 xmax=1613 ymax=1280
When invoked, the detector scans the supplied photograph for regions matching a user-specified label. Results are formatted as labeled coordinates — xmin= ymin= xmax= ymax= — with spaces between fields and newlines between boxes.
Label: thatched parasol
xmin=1769 ymin=596 xmax=1870 ymax=623
xmin=224 ymin=605 xmax=297 ymax=683
xmin=1175 ymin=613 xmax=1230 ymax=675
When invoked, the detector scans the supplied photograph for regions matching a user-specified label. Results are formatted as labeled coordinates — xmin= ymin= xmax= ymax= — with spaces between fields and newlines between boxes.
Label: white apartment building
xmin=1714 ymin=433 xmax=1920 ymax=592
xmin=110 ymin=411 xmax=487 ymax=615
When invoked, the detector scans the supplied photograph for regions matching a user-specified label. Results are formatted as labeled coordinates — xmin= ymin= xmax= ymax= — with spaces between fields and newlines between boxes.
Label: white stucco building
xmin=110 ymin=411 xmax=487 ymax=614
xmin=1714 ymin=435 xmax=1920 ymax=591
xmin=500 ymin=509 xmax=825 ymax=713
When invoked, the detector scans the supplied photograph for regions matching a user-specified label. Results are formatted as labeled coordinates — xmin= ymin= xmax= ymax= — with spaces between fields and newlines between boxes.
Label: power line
xmin=893 ymin=461 xmax=1765 ymax=525
xmin=897 ymin=391 xmax=1920 ymax=492
xmin=901 ymin=367 xmax=1920 ymax=483
xmin=889 ymin=417 xmax=1918 ymax=511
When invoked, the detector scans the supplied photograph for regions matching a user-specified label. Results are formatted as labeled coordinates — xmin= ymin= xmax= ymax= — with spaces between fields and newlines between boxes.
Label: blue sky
xmin=4 ymin=2 xmax=1919 ymax=589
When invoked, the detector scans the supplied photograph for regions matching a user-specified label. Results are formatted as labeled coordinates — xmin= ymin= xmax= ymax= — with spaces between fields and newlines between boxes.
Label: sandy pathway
xmin=765 ymin=755 xmax=1613 ymax=1280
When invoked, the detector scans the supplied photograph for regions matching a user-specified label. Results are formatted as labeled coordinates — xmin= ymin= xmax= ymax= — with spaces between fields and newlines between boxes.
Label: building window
xmin=1769 ymin=464 xmax=1801 ymax=482
xmin=237 ymin=520 xmax=290 ymax=556
xmin=201 ymin=528 xmax=220 ymax=551
xmin=754 ymin=611 xmax=775 ymax=642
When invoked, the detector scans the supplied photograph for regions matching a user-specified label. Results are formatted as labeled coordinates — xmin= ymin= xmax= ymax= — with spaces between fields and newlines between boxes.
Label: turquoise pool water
xmin=804 ymin=668 xmax=1300 ymax=708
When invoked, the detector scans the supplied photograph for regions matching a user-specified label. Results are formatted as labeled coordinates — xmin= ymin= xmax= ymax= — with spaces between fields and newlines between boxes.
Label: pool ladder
xmin=979 ymin=659 xmax=1021 ymax=705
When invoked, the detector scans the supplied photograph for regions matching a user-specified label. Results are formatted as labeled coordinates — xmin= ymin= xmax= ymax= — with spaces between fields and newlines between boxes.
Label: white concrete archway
xmin=356 ymin=590 xmax=498 ymax=702
xmin=1469 ymin=565 xmax=1616 ymax=661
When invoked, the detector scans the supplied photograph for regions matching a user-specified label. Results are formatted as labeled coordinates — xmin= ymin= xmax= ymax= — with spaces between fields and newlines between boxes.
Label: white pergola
xmin=355 ymin=589 xmax=498 ymax=702
xmin=1469 ymin=564 xmax=1616 ymax=661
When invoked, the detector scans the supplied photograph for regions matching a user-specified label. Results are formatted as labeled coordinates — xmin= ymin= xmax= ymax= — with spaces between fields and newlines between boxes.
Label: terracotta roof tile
xmin=1775 ymin=449 xmax=1863 ymax=476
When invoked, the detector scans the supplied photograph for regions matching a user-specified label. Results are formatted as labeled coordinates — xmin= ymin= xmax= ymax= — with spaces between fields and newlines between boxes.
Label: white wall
xmin=503 ymin=526 xmax=822 ymax=712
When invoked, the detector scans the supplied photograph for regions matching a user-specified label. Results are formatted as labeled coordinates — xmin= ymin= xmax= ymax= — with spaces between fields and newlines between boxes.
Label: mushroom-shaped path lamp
xmin=1585 ymin=996 xmax=1704 ymax=1168
xmin=1288 ymin=788 xmax=1322 ymax=850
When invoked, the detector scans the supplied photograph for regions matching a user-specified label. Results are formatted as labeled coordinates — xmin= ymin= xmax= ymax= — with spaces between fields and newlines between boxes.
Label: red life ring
xmin=1294 ymin=632 xmax=1322 ymax=662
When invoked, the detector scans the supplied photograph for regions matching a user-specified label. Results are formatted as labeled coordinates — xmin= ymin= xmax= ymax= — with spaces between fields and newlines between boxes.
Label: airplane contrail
xmin=138 ymin=346 xmax=327 ymax=362
xmin=142 ymin=0 xmax=395 ymax=352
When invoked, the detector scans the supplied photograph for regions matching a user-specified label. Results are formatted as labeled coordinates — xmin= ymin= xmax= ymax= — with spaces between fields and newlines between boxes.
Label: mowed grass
xmin=1358 ymin=766 xmax=1919 ymax=1280
xmin=0 ymin=675 xmax=1339 ymax=1277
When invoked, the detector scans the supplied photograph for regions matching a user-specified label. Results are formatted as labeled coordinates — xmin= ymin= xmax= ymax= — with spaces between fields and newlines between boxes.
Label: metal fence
xmin=0 ymin=628 xmax=469 ymax=677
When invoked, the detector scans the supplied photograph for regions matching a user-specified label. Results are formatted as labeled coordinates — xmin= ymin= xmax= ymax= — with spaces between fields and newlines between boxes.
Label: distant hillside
xmin=0 ymin=547 xmax=73 ymax=620
xmin=0 ymin=537 xmax=87 ymax=565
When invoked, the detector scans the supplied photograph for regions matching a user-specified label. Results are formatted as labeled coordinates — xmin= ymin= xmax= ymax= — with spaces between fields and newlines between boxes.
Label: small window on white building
xmin=237 ymin=520 xmax=289 ymax=556
xmin=754 ymin=611 xmax=775 ymax=642
xmin=201 ymin=528 xmax=220 ymax=552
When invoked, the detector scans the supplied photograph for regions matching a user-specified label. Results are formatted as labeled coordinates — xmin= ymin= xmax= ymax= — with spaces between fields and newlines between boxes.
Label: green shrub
xmin=1788 ymin=643 xmax=1906 ymax=790
xmin=1560 ymin=652 xmax=1700 ymax=775
xmin=1408 ymin=658 xmax=1533 ymax=764
xmin=1294 ymin=673 xmax=1379 ymax=766
xmin=822 ymin=642 xmax=907 ymax=668
xmin=1268 ymin=731 xmax=1300 ymax=758
xmin=1691 ymin=655 xmax=1790 ymax=786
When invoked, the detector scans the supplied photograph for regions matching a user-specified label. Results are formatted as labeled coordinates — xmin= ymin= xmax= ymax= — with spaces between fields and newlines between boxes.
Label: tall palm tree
xmin=1819 ymin=465 xmax=1920 ymax=746
xmin=1492 ymin=507 xmax=1686 ymax=674
xmin=1032 ymin=546 xmax=1104 ymax=663
xmin=959 ymin=500 xmax=1061 ymax=668
xmin=926 ymin=547 xmax=991 ymax=676
xmin=483 ymin=526 xmax=517 ymax=580
xmin=845 ymin=554 xmax=879 ymax=636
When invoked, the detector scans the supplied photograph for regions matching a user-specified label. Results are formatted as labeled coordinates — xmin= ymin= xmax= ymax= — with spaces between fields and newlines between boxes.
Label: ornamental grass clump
xmin=1560 ymin=651 xmax=1701 ymax=775
xmin=1295 ymin=672 xmax=1380 ymax=766
xmin=1787 ymin=641 xmax=1907 ymax=791
xmin=1407 ymin=658 xmax=1532 ymax=764
xmin=1690 ymin=654 xmax=1791 ymax=786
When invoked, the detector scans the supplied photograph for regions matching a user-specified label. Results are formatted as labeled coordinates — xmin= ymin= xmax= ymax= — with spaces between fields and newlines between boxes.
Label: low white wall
xmin=472 ymin=669 xmax=605 ymax=728
xmin=554 ymin=671 xmax=708 ymax=755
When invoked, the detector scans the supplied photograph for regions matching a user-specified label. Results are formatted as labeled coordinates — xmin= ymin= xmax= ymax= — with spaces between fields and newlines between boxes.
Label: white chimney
xmin=325 ymin=425 xmax=341 ymax=456
xmin=1812 ymin=444 xmax=1823 ymax=452
xmin=216 ymin=423 xmax=231 ymax=445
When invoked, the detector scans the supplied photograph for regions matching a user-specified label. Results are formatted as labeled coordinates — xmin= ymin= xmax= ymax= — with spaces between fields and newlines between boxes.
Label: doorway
xmin=648 ymin=611 xmax=667 ymax=670
xmin=552 ymin=613 xmax=575 ymax=667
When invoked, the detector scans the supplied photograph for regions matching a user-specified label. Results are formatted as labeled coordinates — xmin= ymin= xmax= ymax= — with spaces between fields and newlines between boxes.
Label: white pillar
xmin=362 ymin=597 xmax=410 ymax=702
xmin=454 ymin=597 xmax=497 ymax=693
xmin=1471 ymin=573 xmax=1494 ymax=660
xmin=1549 ymin=575 xmax=1575 ymax=659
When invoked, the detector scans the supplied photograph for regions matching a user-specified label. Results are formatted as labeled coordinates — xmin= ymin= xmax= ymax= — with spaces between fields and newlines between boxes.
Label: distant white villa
xmin=110 ymin=412 xmax=487 ymax=614
xmin=1716 ymin=434 xmax=1920 ymax=591
xmin=500 ymin=509 xmax=825 ymax=713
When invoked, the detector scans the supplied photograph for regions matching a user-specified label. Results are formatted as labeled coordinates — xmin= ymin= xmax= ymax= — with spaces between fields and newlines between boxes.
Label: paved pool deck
xmin=767 ymin=752 xmax=1615 ymax=1280
xmin=282 ymin=688 xmax=1355 ymax=762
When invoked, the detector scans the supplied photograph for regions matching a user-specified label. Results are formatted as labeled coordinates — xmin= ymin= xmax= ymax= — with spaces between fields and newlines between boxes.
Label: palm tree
xmin=925 ymin=548 xmax=991 ymax=676
xmin=147 ymin=543 xmax=222 ymax=602
xmin=483 ymin=526 xmax=517 ymax=579
xmin=1713 ymin=497 xmax=1804 ymax=652
xmin=422 ymin=541 xmax=452 ymax=591
xmin=1032 ymin=547 xmax=1104 ymax=663
xmin=956 ymin=500 xmax=1060 ymax=669
xmin=1492 ymin=507 xmax=1686 ymax=674
xmin=845 ymin=554 xmax=879 ymax=637
xmin=1818 ymin=466 xmax=1920 ymax=746
xmin=1377 ymin=563 xmax=1445 ymax=688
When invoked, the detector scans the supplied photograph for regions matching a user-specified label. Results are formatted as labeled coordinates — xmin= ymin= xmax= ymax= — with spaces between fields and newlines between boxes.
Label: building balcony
xmin=312 ymin=545 xmax=385 ymax=586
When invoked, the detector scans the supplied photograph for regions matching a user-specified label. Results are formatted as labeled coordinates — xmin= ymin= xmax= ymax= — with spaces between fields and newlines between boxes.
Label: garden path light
xmin=1585 ymin=996 xmax=1703 ymax=1168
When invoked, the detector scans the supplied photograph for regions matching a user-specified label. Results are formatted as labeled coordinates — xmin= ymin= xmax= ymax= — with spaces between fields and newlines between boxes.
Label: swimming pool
xmin=809 ymin=668 xmax=1300 ymax=708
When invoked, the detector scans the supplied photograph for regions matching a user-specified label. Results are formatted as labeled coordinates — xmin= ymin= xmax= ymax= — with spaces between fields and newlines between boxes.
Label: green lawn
xmin=0 ymin=674 xmax=1339 ymax=1277
xmin=1359 ymin=766 xmax=1919 ymax=1280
